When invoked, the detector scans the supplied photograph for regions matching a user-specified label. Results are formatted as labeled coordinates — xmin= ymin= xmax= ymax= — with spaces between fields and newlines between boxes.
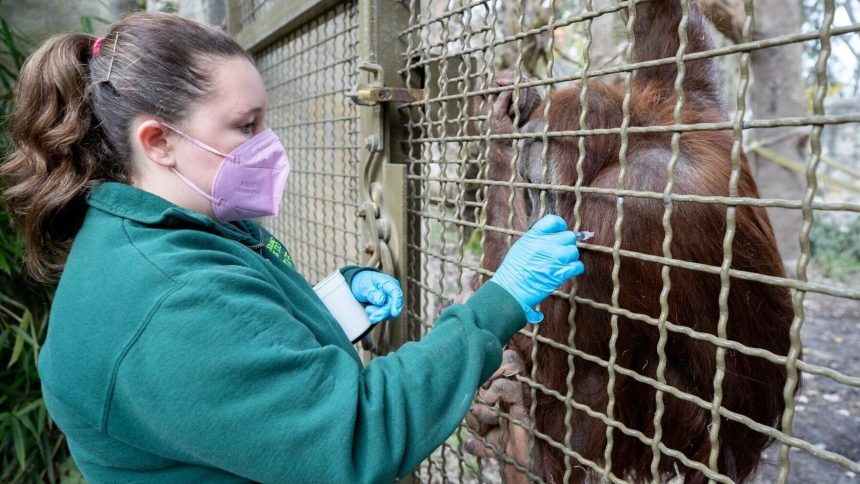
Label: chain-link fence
xmin=400 ymin=0 xmax=859 ymax=482
xmin=229 ymin=0 xmax=860 ymax=481
xmin=235 ymin=0 xmax=363 ymax=283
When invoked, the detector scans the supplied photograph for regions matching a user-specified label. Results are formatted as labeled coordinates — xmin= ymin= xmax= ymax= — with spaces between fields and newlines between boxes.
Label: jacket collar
xmin=86 ymin=181 xmax=265 ymax=248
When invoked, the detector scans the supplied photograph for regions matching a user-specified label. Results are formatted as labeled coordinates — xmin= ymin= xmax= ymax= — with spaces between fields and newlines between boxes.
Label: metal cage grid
xmin=399 ymin=0 xmax=859 ymax=482
xmin=254 ymin=1 xmax=363 ymax=283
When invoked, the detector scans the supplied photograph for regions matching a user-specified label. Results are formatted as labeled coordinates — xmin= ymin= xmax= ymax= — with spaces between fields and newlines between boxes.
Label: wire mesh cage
xmin=229 ymin=0 xmax=860 ymax=481
xmin=252 ymin=1 xmax=363 ymax=283
xmin=399 ymin=0 xmax=860 ymax=482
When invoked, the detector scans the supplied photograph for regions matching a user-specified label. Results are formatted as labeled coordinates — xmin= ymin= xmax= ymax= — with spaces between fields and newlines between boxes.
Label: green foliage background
xmin=0 ymin=3 xmax=95 ymax=481
xmin=0 ymin=2 xmax=167 ymax=480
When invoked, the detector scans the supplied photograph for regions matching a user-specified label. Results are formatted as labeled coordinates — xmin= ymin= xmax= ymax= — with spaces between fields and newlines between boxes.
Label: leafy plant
xmin=0 ymin=3 xmax=77 ymax=482
xmin=79 ymin=0 xmax=112 ymax=35
xmin=810 ymin=215 xmax=860 ymax=280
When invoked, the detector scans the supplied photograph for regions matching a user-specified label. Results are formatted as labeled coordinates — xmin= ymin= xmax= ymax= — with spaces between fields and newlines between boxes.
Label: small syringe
xmin=574 ymin=231 xmax=594 ymax=242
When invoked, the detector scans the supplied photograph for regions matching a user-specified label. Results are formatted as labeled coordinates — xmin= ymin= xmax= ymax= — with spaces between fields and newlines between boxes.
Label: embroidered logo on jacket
xmin=266 ymin=236 xmax=294 ymax=267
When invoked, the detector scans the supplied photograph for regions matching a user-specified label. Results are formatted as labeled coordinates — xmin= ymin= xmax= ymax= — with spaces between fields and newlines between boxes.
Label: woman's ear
xmin=134 ymin=118 xmax=176 ymax=168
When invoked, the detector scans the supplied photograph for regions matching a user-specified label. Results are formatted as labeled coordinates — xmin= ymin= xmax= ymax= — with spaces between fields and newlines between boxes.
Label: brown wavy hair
xmin=0 ymin=12 xmax=251 ymax=283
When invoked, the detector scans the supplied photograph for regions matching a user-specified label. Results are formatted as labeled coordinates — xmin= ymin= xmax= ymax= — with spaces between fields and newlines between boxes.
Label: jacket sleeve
xmin=106 ymin=265 xmax=525 ymax=483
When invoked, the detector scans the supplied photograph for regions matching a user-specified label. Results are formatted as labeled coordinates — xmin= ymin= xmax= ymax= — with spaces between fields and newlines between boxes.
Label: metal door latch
xmin=347 ymin=62 xmax=425 ymax=106
xmin=349 ymin=86 xmax=425 ymax=105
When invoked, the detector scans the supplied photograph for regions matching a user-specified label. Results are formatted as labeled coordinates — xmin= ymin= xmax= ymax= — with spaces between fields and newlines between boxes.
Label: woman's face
xmin=136 ymin=55 xmax=268 ymax=219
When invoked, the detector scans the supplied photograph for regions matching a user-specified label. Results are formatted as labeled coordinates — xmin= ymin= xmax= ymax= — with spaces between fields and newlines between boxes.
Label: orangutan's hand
xmin=465 ymin=349 xmax=540 ymax=483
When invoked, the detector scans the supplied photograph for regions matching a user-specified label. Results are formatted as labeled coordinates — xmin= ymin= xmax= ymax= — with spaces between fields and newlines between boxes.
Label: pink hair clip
xmin=92 ymin=36 xmax=105 ymax=56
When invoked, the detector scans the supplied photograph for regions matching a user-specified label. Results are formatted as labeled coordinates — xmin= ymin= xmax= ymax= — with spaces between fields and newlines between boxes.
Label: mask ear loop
xmin=169 ymin=167 xmax=221 ymax=205
xmin=161 ymin=122 xmax=234 ymax=160
xmin=160 ymin=122 xmax=227 ymax=206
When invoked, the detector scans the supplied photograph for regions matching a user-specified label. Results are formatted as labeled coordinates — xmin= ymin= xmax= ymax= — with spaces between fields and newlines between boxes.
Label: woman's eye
xmin=240 ymin=123 xmax=255 ymax=135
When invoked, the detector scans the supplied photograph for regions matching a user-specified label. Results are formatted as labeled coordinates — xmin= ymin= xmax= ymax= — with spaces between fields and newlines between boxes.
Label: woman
xmin=1 ymin=11 xmax=584 ymax=483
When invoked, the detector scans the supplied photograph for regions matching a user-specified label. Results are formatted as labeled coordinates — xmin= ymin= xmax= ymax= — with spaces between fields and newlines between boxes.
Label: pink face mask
xmin=162 ymin=122 xmax=290 ymax=223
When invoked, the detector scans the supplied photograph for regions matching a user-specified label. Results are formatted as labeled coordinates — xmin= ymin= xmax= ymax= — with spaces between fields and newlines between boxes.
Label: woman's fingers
xmin=365 ymin=305 xmax=388 ymax=324
xmin=385 ymin=282 xmax=403 ymax=317
xmin=544 ymin=230 xmax=578 ymax=246
xmin=558 ymin=244 xmax=580 ymax=263
xmin=530 ymin=214 xmax=567 ymax=234
xmin=561 ymin=261 xmax=585 ymax=279
xmin=367 ymin=288 xmax=386 ymax=306
xmin=373 ymin=279 xmax=403 ymax=319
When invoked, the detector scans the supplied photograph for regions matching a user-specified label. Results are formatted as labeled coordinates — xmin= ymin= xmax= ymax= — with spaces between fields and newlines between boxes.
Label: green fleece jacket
xmin=38 ymin=181 xmax=526 ymax=483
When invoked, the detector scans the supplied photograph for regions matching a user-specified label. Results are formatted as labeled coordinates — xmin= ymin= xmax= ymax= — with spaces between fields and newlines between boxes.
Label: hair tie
xmin=92 ymin=36 xmax=105 ymax=56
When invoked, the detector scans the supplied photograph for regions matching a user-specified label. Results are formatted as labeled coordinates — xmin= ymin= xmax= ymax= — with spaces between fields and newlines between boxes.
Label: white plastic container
xmin=313 ymin=270 xmax=373 ymax=343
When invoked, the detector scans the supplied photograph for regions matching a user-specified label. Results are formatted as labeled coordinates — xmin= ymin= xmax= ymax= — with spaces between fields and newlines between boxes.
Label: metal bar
xmin=512 ymin=334 xmax=860 ymax=475
xmin=404 ymin=113 xmax=860 ymax=142
xmin=601 ymin=0 xmax=638 ymax=477
xmin=415 ymin=177 xmax=860 ymax=212
xmin=354 ymin=0 xmax=413 ymax=361
xmin=395 ymin=0 xmax=859 ymax=481
xmin=472 ymin=366 xmax=736 ymax=483
xmin=651 ymin=0 xmax=690 ymax=477
xmin=777 ymin=0 xmax=836 ymax=481
xmin=411 ymin=243 xmax=860 ymax=390
xmin=408 ymin=214 xmax=860 ymax=300
xmin=401 ymin=22 xmax=860 ymax=83
xmin=504 ymin=3 xmax=540 ymax=479
xmin=450 ymin=5 xmax=472 ymax=480
xmin=563 ymin=0 xmax=593 ymax=477
xmin=400 ymin=0 xmax=646 ymax=58
xmin=534 ymin=0 xmax=559 ymax=474
xmin=707 ymin=0 xmax=753 ymax=477
xmin=469 ymin=2 xmax=498 ymax=479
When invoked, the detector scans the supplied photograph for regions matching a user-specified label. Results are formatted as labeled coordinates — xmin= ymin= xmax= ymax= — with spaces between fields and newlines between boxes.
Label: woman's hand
xmin=489 ymin=214 xmax=585 ymax=323
xmin=350 ymin=271 xmax=404 ymax=323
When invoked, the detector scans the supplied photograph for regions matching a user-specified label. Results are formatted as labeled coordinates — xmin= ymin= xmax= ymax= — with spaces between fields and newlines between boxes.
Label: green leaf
xmin=42 ymin=433 xmax=57 ymax=483
xmin=15 ymin=397 xmax=43 ymax=416
xmin=30 ymin=310 xmax=42 ymax=367
xmin=0 ymin=251 xmax=11 ymax=275
xmin=10 ymin=417 xmax=26 ymax=468
xmin=7 ymin=309 xmax=30 ymax=367
xmin=17 ymin=411 xmax=38 ymax=441
xmin=0 ymin=291 xmax=28 ymax=311
xmin=0 ymin=18 xmax=23 ymax=69
xmin=80 ymin=16 xmax=93 ymax=35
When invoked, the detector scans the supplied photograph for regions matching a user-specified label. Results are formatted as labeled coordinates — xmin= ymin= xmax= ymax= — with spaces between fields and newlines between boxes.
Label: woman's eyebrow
xmin=236 ymin=106 xmax=265 ymax=116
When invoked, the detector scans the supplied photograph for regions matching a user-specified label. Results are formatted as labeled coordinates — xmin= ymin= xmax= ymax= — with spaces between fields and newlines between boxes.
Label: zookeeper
xmin=1 ymin=11 xmax=584 ymax=483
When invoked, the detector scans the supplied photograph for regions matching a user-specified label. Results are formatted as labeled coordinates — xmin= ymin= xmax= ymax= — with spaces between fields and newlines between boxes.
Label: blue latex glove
xmin=489 ymin=214 xmax=586 ymax=323
xmin=350 ymin=271 xmax=404 ymax=324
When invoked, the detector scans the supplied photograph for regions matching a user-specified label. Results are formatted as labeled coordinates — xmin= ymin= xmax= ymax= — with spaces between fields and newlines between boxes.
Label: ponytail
xmin=0 ymin=33 xmax=118 ymax=283
xmin=1 ymin=12 xmax=251 ymax=283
